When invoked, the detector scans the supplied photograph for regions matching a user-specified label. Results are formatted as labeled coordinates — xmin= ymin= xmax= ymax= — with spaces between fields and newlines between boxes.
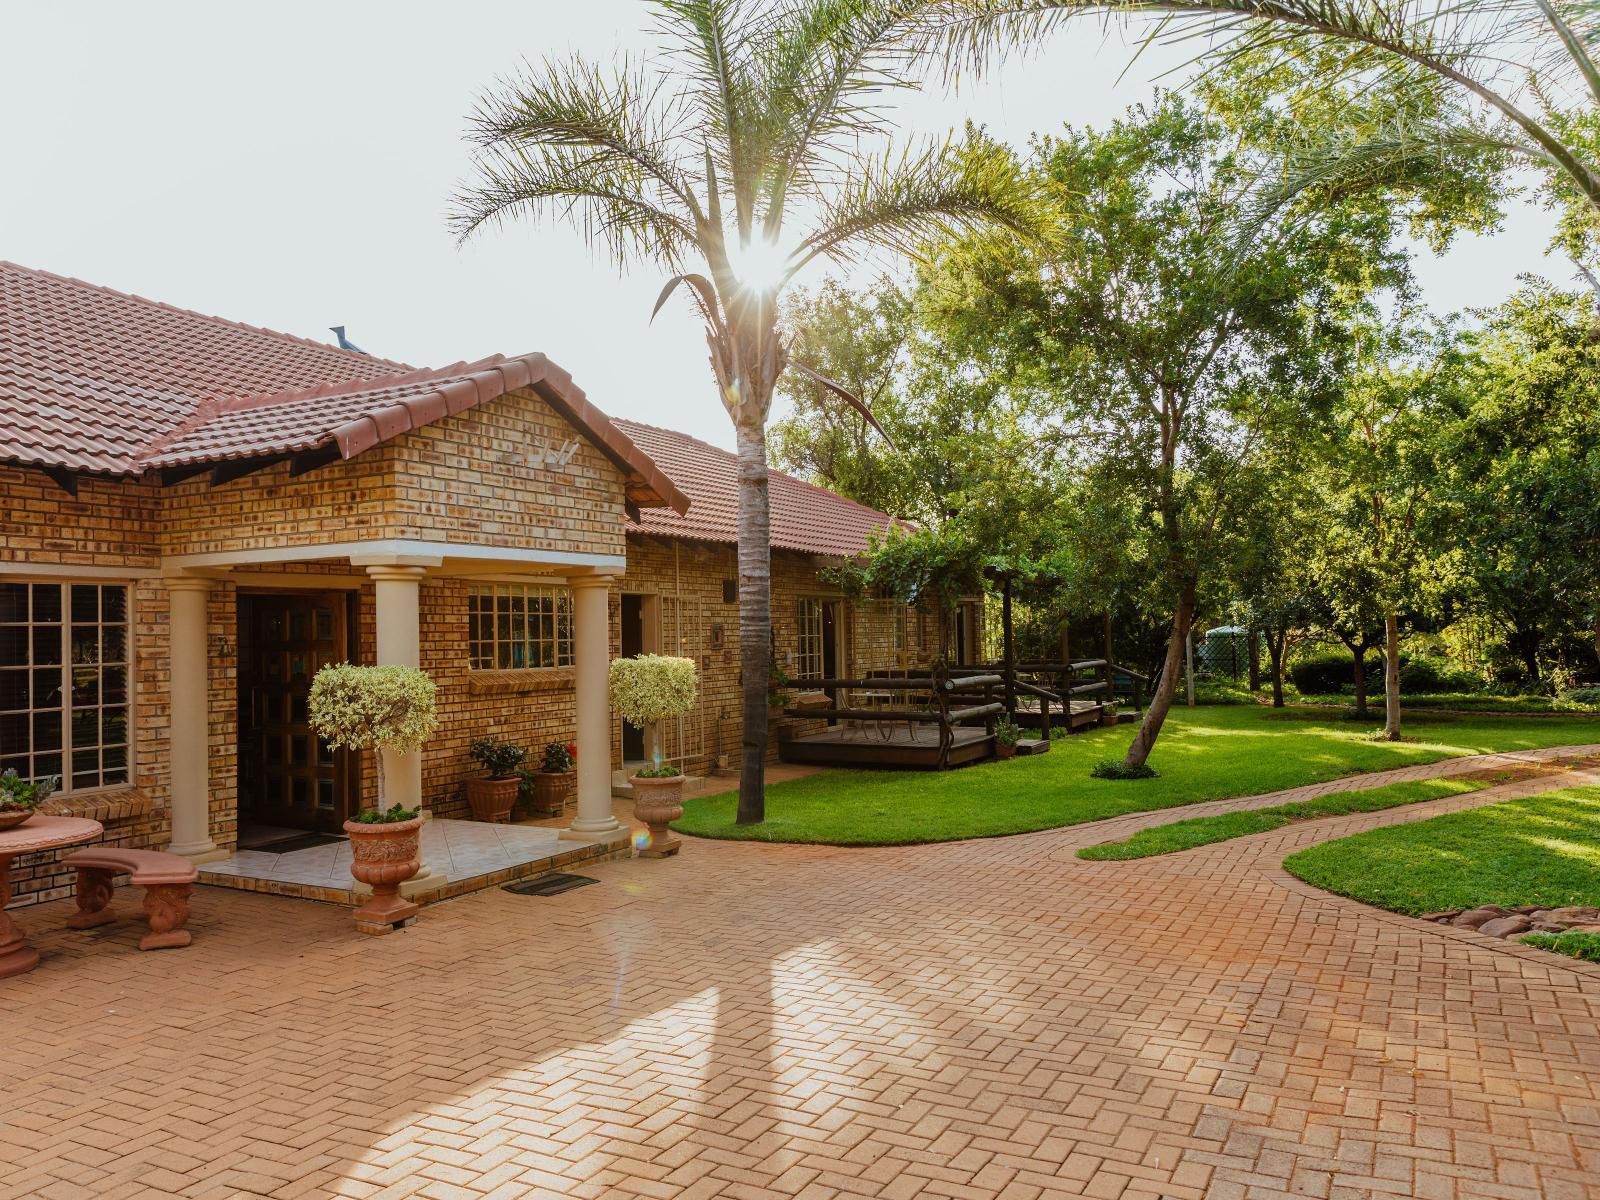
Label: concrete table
xmin=0 ymin=815 xmax=102 ymax=978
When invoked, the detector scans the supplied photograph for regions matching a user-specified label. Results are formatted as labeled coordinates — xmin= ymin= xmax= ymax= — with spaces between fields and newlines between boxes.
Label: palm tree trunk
xmin=735 ymin=417 xmax=772 ymax=825
xmin=1123 ymin=576 xmax=1196 ymax=769
xmin=1380 ymin=609 xmax=1402 ymax=740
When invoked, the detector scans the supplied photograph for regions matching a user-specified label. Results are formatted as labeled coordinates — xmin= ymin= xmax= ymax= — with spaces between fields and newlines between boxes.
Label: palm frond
xmin=464 ymin=54 xmax=702 ymax=222
xmin=792 ymin=132 xmax=1045 ymax=274
xmin=452 ymin=142 xmax=699 ymax=268
xmin=754 ymin=0 xmax=933 ymax=230
xmin=651 ymin=0 xmax=765 ymax=236
xmin=1233 ymin=115 xmax=1535 ymax=251
xmin=919 ymin=0 xmax=1600 ymax=213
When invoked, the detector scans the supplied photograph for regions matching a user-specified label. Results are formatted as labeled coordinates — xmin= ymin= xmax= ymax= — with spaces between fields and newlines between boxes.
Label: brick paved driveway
xmin=5 ymin=749 xmax=1600 ymax=1199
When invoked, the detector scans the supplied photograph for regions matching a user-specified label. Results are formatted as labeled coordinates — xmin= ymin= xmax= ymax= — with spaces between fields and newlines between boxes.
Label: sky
xmin=1 ymin=0 xmax=1564 ymax=451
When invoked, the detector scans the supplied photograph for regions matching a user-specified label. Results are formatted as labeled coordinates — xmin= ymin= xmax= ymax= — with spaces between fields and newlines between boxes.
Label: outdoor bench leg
xmin=139 ymin=883 xmax=193 ymax=951
xmin=65 ymin=867 xmax=118 ymax=930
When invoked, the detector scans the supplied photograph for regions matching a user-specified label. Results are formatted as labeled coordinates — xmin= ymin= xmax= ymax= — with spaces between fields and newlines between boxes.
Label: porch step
xmin=1014 ymin=738 xmax=1051 ymax=756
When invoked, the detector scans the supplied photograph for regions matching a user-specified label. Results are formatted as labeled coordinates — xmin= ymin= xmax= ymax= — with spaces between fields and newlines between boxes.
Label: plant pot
xmin=630 ymin=774 xmax=684 ymax=858
xmin=1099 ymin=707 xmax=1119 ymax=727
xmin=466 ymin=775 xmax=519 ymax=823
xmin=529 ymin=770 xmax=575 ymax=818
xmin=994 ymin=742 xmax=1017 ymax=760
xmin=0 ymin=808 xmax=35 ymax=831
xmin=344 ymin=814 xmax=424 ymax=933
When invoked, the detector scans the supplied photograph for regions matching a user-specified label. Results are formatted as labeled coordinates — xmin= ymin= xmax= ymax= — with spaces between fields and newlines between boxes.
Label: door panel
xmin=237 ymin=592 xmax=356 ymax=833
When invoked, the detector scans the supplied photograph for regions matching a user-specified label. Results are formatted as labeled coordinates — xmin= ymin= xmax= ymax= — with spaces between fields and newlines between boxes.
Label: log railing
xmin=784 ymin=670 xmax=1004 ymax=767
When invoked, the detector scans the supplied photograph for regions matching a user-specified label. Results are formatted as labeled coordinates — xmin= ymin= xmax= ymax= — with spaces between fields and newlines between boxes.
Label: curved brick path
xmin=5 ymin=747 xmax=1600 ymax=1199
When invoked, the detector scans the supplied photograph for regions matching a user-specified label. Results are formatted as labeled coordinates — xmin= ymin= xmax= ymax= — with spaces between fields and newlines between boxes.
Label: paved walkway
xmin=5 ymin=747 xmax=1600 ymax=1199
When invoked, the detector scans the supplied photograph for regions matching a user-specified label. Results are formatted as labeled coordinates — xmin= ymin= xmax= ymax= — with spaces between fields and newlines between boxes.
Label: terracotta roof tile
xmin=617 ymin=420 xmax=906 ymax=558
xmin=0 ymin=261 xmax=687 ymax=512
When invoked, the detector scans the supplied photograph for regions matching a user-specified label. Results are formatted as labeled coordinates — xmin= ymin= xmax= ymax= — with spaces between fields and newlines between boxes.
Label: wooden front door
xmin=237 ymin=592 xmax=358 ymax=833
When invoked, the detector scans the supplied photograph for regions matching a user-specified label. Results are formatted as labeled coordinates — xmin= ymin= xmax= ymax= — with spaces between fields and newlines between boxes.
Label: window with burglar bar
xmin=468 ymin=584 xmax=573 ymax=670
xmin=0 ymin=581 xmax=131 ymax=793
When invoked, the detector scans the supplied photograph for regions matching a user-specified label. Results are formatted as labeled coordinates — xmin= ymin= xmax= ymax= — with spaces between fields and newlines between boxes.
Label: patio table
xmin=0 ymin=815 xmax=102 ymax=979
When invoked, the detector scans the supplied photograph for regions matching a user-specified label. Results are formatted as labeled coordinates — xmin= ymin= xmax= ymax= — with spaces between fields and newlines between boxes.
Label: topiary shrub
xmin=609 ymin=655 xmax=699 ymax=778
xmin=309 ymin=663 xmax=437 ymax=820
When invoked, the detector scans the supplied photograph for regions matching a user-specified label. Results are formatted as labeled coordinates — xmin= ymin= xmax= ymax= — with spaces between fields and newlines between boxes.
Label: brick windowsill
xmin=38 ymin=786 xmax=152 ymax=825
xmin=468 ymin=668 xmax=576 ymax=696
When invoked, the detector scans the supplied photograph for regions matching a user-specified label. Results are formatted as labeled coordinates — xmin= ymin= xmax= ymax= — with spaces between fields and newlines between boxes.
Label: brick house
xmin=0 ymin=262 xmax=927 ymax=905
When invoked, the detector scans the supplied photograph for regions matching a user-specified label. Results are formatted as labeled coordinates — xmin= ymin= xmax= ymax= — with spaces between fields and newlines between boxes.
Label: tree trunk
xmin=734 ymin=419 xmax=772 ymax=825
xmin=1380 ymin=609 xmax=1402 ymax=740
xmin=1123 ymin=578 xmax=1196 ymax=769
xmin=1351 ymin=646 xmax=1368 ymax=716
xmin=1247 ymin=627 xmax=1260 ymax=692
xmin=1266 ymin=627 xmax=1286 ymax=708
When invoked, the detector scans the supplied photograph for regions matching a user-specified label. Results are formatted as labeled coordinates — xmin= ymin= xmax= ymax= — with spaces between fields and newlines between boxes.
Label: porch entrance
xmin=236 ymin=591 xmax=360 ymax=835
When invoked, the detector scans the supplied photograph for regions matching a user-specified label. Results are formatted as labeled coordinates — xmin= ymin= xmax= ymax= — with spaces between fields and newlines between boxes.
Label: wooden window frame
xmin=467 ymin=583 xmax=574 ymax=671
xmin=0 ymin=579 xmax=134 ymax=795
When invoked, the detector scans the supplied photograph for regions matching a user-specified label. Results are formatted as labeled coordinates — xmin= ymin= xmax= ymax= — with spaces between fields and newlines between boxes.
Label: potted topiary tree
xmin=0 ymin=769 xmax=56 ymax=831
xmin=466 ymin=737 xmax=526 ymax=823
xmin=308 ymin=663 xmax=438 ymax=933
xmin=608 ymin=654 xmax=698 ymax=857
xmin=523 ymin=741 xmax=575 ymax=818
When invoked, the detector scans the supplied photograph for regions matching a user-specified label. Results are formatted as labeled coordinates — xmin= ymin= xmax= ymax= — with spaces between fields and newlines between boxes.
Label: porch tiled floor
xmin=200 ymin=818 xmax=624 ymax=905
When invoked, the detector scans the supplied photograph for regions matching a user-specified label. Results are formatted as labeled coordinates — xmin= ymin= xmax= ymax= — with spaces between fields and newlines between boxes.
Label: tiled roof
xmin=0 ymin=261 xmax=687 ymax=512
xmin=617 ymin=420 xmax=907 ymax=558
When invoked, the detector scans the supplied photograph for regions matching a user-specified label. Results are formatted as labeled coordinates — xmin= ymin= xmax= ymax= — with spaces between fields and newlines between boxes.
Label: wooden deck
xmin=778 ymin=724 xmax=994 ymax=769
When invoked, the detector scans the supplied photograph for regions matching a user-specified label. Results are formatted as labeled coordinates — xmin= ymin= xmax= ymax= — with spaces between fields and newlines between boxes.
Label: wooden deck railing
xmin=784 ymin=670 xmax=1005 ymax=767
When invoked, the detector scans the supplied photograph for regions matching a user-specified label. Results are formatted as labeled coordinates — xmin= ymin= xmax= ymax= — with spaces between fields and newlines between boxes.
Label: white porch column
xmin=566 ymin=575 xmax=623 ymax=839
xmin=165 ymin=577 xmax=224 ymax=863
xmin=365 ymin=564 xmax=428 ymax=813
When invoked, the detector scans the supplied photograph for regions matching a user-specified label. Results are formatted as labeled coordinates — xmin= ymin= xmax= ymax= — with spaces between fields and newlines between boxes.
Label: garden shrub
xmin=1288 ymin=651 xmax=1353 ymax=695
xmin=1557 ymin=686 xmax=1600 ymax=711
xmin=1090 ymin=759 xmax=1160 ymax=780
xmin=1397 ymin=655 xmax=1482 ymax=694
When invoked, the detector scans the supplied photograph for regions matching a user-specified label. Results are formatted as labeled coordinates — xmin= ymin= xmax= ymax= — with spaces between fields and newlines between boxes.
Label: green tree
xmin=1440 ymin=280 xmax=1600 ymax=686
xmin=453 ymin=1 xmax=1040 ymax=824
xmin=918 ymin=95 xmax=1389 ymax=768
xmin=1317 ymin=313 xmax=1461 ymax=736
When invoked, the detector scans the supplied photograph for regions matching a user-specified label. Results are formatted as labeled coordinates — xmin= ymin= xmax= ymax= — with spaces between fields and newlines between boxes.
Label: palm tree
xmin=934 ymin=1 xmax=1600 ymax=227
xmin=454 ymin=0 xmax=1039 ymax=825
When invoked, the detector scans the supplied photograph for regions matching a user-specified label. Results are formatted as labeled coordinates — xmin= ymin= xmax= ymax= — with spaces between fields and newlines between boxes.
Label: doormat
xmin=503 ymin=873 xmax=598 ymax=897
xmin=254 ymin=832 xmax=346 ymax=854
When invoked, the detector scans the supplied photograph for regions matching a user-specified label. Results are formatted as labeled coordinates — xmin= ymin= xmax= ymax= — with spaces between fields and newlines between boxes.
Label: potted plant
xmin=609 ymin=654 xmax=699 ymax=857
xmin=0 ymin=769 xmax=57 ymax=831
xmin=993 ymin=718 xmax=1022 ymax=760
xmin=767 ymin=651 xmax=794 ymax=719
xmin=308 ymin=663 xmax=438 ymax=933
xmin=466 ymin=736 xmax=526 ymax=823
xmin=1099 ymin=697 xmax=1120 ymax=727
xmin=523 ymin=741 xmax=576 ymax=817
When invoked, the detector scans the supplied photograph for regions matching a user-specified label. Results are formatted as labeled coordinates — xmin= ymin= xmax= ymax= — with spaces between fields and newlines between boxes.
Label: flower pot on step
xmin=630 ymin=774 xmax=684 ymax=858
xmin=529 ymin=770 xmax=575 ymax=818
xmin=466 ymin=775 xmax=519 ymax=823
xmin=344 ymin=814 xmax=424 ymax=933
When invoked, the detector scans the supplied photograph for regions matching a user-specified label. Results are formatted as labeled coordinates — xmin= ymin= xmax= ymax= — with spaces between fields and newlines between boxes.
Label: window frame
xmin=467 ymin=582 xmax=575 ymax=672
xmin=795 ymin=597 xmax=825 ymax=680
xmin=0 ymin=578 xmax=135 ymax=796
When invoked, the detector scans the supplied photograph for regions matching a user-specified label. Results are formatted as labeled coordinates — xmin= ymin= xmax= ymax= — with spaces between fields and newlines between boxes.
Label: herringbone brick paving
xmin=5 ymin=745 xmax=1600 ymax=1199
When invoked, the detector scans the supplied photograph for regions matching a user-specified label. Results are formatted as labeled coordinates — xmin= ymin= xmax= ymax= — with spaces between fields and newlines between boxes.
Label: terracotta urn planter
xmin=630 ymin=774 xmax=684 ymax=859
xmin=344 ymin=814 xmax=424 ymax=933
xmin=0 ymin=808 xmax=36 ymax=831
xmin=529 ymin=770 xmax=575 ymax=818
xmin=466 ymin=775 xmax=519 ymax=823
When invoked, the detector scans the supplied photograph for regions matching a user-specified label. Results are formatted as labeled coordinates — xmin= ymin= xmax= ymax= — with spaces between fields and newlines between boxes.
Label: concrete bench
xmin=62 ymin=848 xmax=198 ymax=951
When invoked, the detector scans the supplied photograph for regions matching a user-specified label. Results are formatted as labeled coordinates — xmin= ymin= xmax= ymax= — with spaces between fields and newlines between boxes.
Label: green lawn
xmin=1076 ymin=776 xmax=1492 ymax=861
xmin=1521 ymin=931 xmax=1600 ymax=963
xmin=1296 ymin=692 xmax=1564 ymax=713
xmin=674 ymin=706 xmax=1599 ymax=846
xmin=1283 ymin=786 xmax=1600 ymax=915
